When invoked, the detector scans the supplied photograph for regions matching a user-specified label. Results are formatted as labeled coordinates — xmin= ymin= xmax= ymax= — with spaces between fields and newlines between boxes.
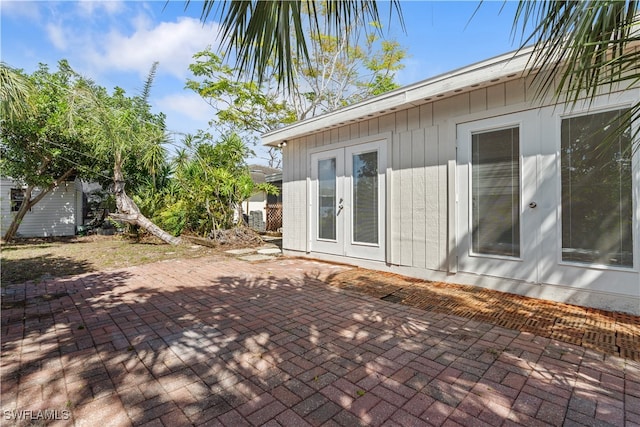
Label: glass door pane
xmin=561 ymin=109 xmax=633 ymax=267
xmin=352 ymin=151 xmax=378 ymax=244
xmin=318 ymin=158 xmax=337 ymax=240
xmin=471 ymin=127 xmax=521 ymax=257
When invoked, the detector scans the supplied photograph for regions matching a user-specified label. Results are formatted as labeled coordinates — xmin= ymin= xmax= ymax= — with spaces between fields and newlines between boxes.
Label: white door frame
xmin=457 ymin=110 xmax=540 ymax=283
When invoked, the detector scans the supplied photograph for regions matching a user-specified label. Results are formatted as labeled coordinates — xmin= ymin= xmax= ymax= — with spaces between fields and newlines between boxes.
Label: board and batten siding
xmin=0 ymin=178 xmax=82 ymax=238
xmin=282 ymin=75 xmax=544 ymax=273
xmin=284 ymin=74 xmax=637 ymax=275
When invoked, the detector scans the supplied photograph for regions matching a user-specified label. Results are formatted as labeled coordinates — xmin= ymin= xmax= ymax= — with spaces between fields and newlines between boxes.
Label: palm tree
xmin=187 ymin=0 xmax=403 ymax=88
xmin=75 ymin=63 xmax=182 ymax=245
xmin=513 ymin=1 xmax=639 ymax=141
xmin=0 ymin=62 xmax=33 ymax=122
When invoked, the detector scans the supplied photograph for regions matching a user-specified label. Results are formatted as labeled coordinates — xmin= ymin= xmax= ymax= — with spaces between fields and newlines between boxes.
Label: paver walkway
xmin=325 ymin=269 xmax=640 ymax=361
xmin=1 ymin=256 xmax=639 ymax=426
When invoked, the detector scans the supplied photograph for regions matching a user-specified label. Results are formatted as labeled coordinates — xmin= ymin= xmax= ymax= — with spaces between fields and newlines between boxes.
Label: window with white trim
xmin=561 ymin=109 xmax=633 ymax=267
xmin=10 ymin=188 xmax=25 ymax=212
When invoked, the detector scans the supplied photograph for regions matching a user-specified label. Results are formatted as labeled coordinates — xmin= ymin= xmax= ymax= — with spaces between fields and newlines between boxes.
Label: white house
xmin=0 ymin=178 xmax=84 ymax=238
xmin=263 ymin=46 xmax=640 ymax=315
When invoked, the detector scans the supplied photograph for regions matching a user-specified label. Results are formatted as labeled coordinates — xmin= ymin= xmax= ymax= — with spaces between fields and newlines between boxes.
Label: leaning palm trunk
xmin=110 ymin=156 xmax=181 ymax=245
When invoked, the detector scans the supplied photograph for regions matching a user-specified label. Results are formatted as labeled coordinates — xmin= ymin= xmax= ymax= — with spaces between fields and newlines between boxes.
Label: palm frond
xmin=0 ymin=62 xmax=33 ymax=122
xmin=139 ymin=61 xmax=159 ymax=107
xmin=188 ymin=0 xmax=404 ymax=90
xmin=514 ymin=1 xmax=639 ymax=152
xmin=515 ymin=1 xmax=639 ymax=102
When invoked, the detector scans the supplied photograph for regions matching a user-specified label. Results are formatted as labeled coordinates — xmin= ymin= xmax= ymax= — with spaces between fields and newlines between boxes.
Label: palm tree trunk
xmin=111 ymin=155 xmax=181 ymax=245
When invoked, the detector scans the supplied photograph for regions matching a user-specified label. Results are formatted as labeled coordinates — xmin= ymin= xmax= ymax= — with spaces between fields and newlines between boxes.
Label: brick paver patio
xmin=1 ymin=256 xmax=639 ymax=426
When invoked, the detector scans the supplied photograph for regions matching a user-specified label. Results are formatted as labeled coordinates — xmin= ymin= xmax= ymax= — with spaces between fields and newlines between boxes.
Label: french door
xmin=310 ymin=140 xmax=387 ymax=261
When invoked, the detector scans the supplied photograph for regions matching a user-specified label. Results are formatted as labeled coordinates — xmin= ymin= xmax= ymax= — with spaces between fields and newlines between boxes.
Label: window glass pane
xmin=10 ymin=189 xmax=24 ymax=212
xmin=352 ymin=151 xmax=378 ymax=244
xmin=472 ymin=127 xmax=520 ymax=257
xmin=561 ymin=109 xmax=633 ymax=267
xmin=318 ymin=158 xmax=336 ymax=240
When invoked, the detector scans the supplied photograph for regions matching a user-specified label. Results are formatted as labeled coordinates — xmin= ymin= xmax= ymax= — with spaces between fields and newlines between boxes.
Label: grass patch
xmin=1 ymin=235 xmax=223 ymax=286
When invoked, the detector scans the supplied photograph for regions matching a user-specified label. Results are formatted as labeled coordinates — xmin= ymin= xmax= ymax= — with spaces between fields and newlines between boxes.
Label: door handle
xmin=529 ymin=202 xmax=537 ymax=209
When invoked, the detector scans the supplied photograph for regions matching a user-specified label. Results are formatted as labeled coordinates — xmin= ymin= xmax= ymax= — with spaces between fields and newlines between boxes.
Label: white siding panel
xmin=358 ymin=122 xmax=369 ymax=137
xmin=419 ymin=104 xmax=433 ymax=128
xmin=320 ymin=131 xmax=329 ymax=146
xmin=436 ymin=125 xmax=451 ymax=271
xmin=424 ymin=126 xmax=441 ymax=270
xmin=407 ymin=107 xmax=420 ymax=131
xmin=469 ymin=89 xmax=487 ymax=114
xmin=433 ymin=96 xmax=463 ymax=124
xmin=287 ymin=141 xmax=299 ymax=249
xmin=283 ymin=137 xmax=308 ymax=252
xmin=349 ymin=123 xmax=359 ymax=139
xmin=368 ymin=117 xmax=379 ymax=135
xmin=297 ymin=137 xmax=308 ymax=251
xmin=282 ymin=145 xmax=295 ymax=250
xmin=487 ymin=83 xmax=506 ymax=109
xmin=338 ymin=126 xmax=350 ymax=142
xmin=330 ymin=129 xmax=339 ymax=144
xmin=411 ymin=128 xmax=427 ymax=269
xmin=378 ymin=114 xmax=395 ymax=133
xmin=399 ymin=131 xmax=413 ymax=266
xmin=390 ymin=129 xmax=402 ymax=265
xmin=505 ymin=79 xmax=526 ymax=105
xmin=395 ymin=110 xmax=408 ymax=133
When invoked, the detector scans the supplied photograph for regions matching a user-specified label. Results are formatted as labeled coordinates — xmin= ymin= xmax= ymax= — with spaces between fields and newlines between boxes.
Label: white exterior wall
xmin=0 ymin=178 xmax=82 ymax=238
xmin=280 ymin=75 xmax=640 ymax=314
xmin=283 ymin=77 xmax=535 ymax=265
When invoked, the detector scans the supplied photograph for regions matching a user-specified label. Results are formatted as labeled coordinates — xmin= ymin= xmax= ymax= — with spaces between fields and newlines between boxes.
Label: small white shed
xmin=0 ymin=178 xmax=84 ymax=238
xmin=262 ymin=46 xmax=640 ymax=315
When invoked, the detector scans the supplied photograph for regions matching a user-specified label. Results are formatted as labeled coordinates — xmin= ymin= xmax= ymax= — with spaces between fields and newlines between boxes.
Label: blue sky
xmin=1 ymin=1 xmax=522 ymax=164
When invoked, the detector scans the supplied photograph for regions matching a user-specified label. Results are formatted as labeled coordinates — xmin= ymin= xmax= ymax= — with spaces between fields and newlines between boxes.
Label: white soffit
xmin=262 ymin=46 xmax=536 ymax=146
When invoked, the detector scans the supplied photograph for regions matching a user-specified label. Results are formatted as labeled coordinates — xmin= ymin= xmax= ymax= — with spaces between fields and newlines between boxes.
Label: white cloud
xmin=77 ymin=0 xmax=125 ymax=17
xmin=88 ymin=17 xmax=221 ymax=79
xmin=1 ymin=1 xmax=41 ymax=21
xmin=154 ymin=92 xmax=224 ymax=139
xmin=46 ymin=23 xmax=68 ymax=50
xmin=155 ymin=92 xmax=213 ymax=125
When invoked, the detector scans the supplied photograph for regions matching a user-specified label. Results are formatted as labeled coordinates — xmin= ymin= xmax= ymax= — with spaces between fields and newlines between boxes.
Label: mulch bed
xmin=325 ymin=268 xmax=640 ymax=361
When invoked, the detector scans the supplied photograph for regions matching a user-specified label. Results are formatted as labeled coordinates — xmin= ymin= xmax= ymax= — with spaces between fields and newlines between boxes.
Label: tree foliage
xmin=186 ymin=14 xmax=406 ymax=167
xmin=0 ymin=61 xmax=105 ymax=241
xmin=155 ymin=132 xmax=278 ymax=237
xmin=72 ymin=63 xmax=181 ymax=245
xmin=186 ymin=52 xmax=297 ymax=139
